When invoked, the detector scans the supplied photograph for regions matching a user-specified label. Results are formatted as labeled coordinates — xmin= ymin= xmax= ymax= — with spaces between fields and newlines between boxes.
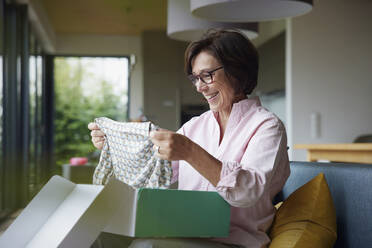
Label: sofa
xmin=273 ymin=161 xmax=372 ymax=248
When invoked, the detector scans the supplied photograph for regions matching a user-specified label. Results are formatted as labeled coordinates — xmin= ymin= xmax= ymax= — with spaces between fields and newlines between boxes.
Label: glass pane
xmin=54 ymin=57 xmax=129 ymax=169
xmin=27 ymin=32 xmax=44 ymax=198
xmin=0 ymin=0 xmax=4 ymax=213
xmin=28 ymin=32 xmax=38 ymax=197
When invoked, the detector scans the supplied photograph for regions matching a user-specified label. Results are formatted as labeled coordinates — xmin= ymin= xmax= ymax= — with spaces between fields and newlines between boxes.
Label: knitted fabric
xmin=92 ymin=117 xmax=172 ymax=189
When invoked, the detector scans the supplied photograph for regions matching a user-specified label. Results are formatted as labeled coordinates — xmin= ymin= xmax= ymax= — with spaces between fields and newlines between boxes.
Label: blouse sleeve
xmin=215 ymin=118 xmax=289 ymax=208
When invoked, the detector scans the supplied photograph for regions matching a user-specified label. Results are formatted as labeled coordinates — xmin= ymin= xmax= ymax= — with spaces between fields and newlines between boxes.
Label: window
xmin=0 ymin=0 xmax=4 ymax=217
xmin=54 ymin=56 xmax=129 ymax=168
xmin=1 ymin=2 xmax=49 ymax=217
xmin=1 ymin=2 xmax=32 ymax=216
xmin=28 ymin=32 xmax=44 ymax=198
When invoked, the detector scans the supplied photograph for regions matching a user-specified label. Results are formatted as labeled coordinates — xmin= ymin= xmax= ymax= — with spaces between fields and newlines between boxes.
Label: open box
xmin=0 ymin=175 xmax=231 ymax=247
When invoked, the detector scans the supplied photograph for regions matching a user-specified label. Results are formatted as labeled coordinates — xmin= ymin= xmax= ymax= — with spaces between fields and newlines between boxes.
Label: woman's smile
xmin=205 ymin=92 xmax=219 ymax=102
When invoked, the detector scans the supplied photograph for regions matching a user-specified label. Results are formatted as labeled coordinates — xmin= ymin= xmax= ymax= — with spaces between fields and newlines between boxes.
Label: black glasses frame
xmin=188 ymin=66 xmax=224 ymax=86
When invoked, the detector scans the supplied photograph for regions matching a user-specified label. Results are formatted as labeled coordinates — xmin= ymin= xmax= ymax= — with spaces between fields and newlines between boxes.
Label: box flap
xmin=0 ymin=176 xmax=129 ymax=248
xmin=27 ymin=184 xmax=103 ymax=247
xmin=59 ymin=178 xmax=133 ymax=247
xmin=0 ymin=176 xmax=84 ymax=247
xmin=103 ymin=179 xmax=138 ymax=237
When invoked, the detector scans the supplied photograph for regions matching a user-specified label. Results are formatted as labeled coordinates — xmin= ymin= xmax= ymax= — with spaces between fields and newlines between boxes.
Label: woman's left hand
xmin=150 ymin=129 xmax=193 ymax=161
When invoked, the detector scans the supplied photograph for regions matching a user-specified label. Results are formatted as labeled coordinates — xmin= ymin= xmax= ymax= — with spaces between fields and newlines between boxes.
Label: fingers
xmin=153 ymin=144 xmax=160 ymax=154
xmin=88 ymin=122 xmax=100 ymax=130
xmin=149 ymin=129 xmax=173 ymax=141
xmin=94 ymin=141 xmax=104 ymax=150
xmin=88 ymin=122 xmax=105 ymax=150
xmin=151 ymin=139 xmax=166 ymax=156
xmin=150 ymin=131 xmax=170 ymax=153
xmin=91 ymin=135 xmax=105 ymax=150
xmin=90 ymin=129 xmax=105 ymax=137
xmin=88 ymin=123 xmax=104 ymax=139
xmin=153 ymin=144 xmax=168 ymax=160
xmin=92 ymin=136 xmax=105 ymax=143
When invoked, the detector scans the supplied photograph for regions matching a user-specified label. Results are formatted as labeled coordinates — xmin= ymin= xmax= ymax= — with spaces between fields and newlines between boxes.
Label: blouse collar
xmin=212 ymin=96 xmax=261 ymax=121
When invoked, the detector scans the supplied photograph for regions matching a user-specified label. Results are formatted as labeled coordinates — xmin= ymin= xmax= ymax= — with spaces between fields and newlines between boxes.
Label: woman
xmin=89 ymin=29 xmax=290 ymax=248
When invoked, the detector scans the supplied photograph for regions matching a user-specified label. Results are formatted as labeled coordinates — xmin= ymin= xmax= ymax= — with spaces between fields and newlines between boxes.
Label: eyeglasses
xmin=187 ymin=66 xmax=223 ymax=86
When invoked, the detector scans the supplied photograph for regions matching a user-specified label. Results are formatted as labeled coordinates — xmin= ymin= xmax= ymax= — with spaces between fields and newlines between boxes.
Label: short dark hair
xmin=184 ymin=29 xmax=259 ymax=95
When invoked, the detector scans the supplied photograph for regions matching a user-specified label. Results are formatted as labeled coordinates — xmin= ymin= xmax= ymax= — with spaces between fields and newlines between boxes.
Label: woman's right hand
xmin=88 ymin=122 xmax=105 ymax=150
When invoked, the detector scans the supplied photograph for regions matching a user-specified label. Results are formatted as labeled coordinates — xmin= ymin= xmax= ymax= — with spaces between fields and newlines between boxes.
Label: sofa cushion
xmin=269 ymin=173 xmax=337 ymax=248
xmin=278 ymin=162 xmax=372 ymax=248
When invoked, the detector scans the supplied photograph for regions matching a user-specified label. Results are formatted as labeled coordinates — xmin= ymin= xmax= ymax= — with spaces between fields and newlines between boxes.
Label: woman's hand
xmin=150 ymin=129 xmax=194 ymax=161
xmin=88 ymin=122 xmax=105 ymax=150
xmin=150 ymin=128 xmax=222 ymax=186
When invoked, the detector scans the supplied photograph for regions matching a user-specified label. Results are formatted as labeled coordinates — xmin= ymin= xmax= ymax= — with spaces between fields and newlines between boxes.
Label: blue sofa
xmin=275 ymin=161 xmax=372 ymax=248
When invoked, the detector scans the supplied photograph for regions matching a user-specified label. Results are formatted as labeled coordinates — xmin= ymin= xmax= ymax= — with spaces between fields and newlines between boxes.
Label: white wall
xmin=142 ymin=31 xmax=188 ymax=131
xmin=255 ymin=32 xmax=286 ymax=126
xmin=56 ymin=34 xmax=144 ymax=120
xmin=287 ymin=0 xmax=372 ymax=160
xmin=256 ymin=32 xmax=285 ymax=95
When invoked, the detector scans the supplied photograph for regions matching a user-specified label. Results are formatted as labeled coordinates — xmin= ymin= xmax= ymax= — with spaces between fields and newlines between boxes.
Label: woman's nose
xmin=195 ymin=80 xmax=207 ymax=92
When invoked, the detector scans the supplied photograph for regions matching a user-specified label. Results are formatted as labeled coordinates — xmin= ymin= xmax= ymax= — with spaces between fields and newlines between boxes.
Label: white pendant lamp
xmin=190 ymin=0 xmax=313 ymax=22
xmin=167 ymin=0 xmax=258 ymax=42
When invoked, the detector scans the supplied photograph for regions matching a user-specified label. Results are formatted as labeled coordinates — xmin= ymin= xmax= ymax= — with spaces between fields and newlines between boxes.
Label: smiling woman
xmin=90 ymin=29 xmax=290 ymax=248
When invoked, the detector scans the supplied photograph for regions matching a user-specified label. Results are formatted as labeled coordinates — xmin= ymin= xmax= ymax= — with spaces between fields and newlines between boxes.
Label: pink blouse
xmin=172 ymin=97 xmax=290 ymax=248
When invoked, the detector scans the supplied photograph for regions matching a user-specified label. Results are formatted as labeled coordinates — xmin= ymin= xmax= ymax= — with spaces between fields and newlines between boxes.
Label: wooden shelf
xmin=294 ymin=143 xmax=372 ymax=164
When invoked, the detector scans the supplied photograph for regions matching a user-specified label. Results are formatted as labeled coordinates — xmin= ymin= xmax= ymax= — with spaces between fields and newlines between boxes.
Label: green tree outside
xmin=54 ymin=57 xmax=128 ymax=167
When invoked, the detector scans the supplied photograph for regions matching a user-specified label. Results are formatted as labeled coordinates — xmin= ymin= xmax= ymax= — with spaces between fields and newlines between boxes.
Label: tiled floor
xmin=0 ymin=209 xmax=22 ymax=236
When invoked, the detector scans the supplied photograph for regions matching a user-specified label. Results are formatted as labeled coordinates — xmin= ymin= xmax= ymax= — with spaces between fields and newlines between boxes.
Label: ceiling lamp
xmin=167 ymin=0 xmax=258 ymax=42
xmin=190 ymin=0 xmax=313 ymax=22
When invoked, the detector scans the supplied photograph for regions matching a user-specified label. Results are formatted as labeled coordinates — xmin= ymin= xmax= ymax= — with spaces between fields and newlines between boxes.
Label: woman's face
xmin=191 ymin=51 xmax=236 ymax=113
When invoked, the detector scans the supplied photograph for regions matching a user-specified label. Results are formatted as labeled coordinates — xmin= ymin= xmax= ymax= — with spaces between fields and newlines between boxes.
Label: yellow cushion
xmin=269 ymin=173 xmax=337 ymax=248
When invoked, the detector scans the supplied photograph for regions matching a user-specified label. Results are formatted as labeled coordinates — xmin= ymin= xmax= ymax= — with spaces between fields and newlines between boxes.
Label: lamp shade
xmin=190 ymin=0 xmax=313 ymax=22
xmin=167 ymin=0 xmax=258 ymax=42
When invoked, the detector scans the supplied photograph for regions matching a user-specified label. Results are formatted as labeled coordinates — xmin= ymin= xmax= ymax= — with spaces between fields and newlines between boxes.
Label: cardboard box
xmin=0 ymin=176 xmax=230 ymax=248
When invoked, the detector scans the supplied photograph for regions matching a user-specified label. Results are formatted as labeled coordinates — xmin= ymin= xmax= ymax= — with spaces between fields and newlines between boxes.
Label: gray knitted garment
xmin=92 ymin=117 xmax=172 ymax=189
